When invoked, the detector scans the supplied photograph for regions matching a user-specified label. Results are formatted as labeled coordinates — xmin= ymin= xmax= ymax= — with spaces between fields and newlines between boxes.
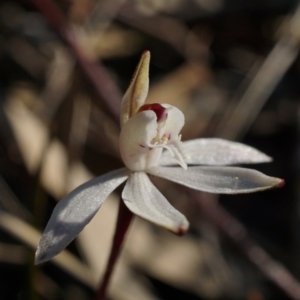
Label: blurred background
xmin=0 ymin=0 xmax=299 ymax=299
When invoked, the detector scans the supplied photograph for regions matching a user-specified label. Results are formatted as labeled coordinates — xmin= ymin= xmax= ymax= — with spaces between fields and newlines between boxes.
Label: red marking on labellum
xmin=138 ymin=103 xmax=167 ymax=122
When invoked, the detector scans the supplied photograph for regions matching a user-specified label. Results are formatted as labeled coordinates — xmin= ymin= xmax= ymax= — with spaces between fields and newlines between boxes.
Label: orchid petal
xmin=120 ymin=51 xmax=150 ymax=127
xmin=119 ymin=110 xmax=162 ymax=171
xmin=160 ymin=138 xmax=272 ymax=166
xmin=159 ymin=104 xmax=185 ymax=140
xmin=122 ymin=172 xmax=189 ymax=234
xmin=35 ymin=168 xmax=129 ymax=264
xmin=154 ymin=104 xmax=186 ymax=168
xmin=148 ymin=166 xmax=284 ymax=194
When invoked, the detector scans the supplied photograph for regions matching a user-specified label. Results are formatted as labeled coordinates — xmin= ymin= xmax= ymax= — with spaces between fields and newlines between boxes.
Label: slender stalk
xmin=95 ymin=200 xmax=133 ymax=300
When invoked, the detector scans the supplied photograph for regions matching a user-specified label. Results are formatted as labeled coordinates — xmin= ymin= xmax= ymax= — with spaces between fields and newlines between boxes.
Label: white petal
xmin=119 ymin=110 xmax=162 ymax=171
xmin=35 ymin=168 xmax=129 ymax=264
xmin=122 ymin=172 xmax=189 ymax=233
xmin=160 ymin=104 xmax=184 ymax=141
xmin=155 ymin=104 xmax=186 ymax=168
xmin=148 ymin=166 xmax=284 ymax=194
xmin=165 ymin=142 xmax=187 ymax=170
xmin=120 ymin=51 xmax=150 ymax=127
xmin=160 ymin=138 xmax=272 ymax=166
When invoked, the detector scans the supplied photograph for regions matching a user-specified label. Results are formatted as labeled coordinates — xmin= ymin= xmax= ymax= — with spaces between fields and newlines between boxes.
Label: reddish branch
xmin=29 ymin=0 xmax=122 ymax=122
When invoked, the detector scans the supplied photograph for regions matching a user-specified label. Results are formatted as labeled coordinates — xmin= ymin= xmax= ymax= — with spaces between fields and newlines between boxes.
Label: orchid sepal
xmin=147 ymin=166 xmax=284 ymax=194
xmin=120 ymin=51 xmax=150 ymax=127
xmin=160 ymin=138 xmax=273 ymax=166
xmin=122 ymin=172 xmax=189 ymax=234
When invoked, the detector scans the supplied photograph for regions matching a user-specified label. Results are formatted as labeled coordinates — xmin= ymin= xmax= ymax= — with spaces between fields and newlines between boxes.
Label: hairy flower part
xmin=35 ymin=51 xmax=284 ymax=265
xmin=119 ymin=103 xmax=186 ymax=171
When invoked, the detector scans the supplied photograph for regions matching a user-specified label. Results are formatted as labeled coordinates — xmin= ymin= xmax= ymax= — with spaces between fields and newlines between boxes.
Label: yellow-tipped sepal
xmin=120 ymin=51 xmax=150 ymax=127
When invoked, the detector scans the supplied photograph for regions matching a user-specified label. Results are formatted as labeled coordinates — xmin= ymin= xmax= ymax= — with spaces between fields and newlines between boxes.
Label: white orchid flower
xmin=35 ymin=51 xmax=284 ymax=264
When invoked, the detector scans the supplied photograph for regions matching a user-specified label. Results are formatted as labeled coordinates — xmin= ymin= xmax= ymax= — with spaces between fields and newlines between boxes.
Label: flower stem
xmin=95 ymin=200 xmax=133 ymax=300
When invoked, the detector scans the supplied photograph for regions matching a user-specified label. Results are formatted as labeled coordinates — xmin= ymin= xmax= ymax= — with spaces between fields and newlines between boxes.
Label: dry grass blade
xmin=5 ymin=96 xmax=48 ymax=174
xmin=40 ymin=45 xmax=75 ymax=123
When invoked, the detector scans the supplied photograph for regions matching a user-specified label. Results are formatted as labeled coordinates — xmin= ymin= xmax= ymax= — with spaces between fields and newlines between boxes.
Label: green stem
xmin=95 ymin=200 xmax=133 ymax=300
